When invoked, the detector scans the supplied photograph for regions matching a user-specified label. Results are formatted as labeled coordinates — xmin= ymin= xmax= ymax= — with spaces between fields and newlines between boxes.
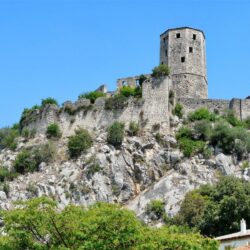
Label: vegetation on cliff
xmin=173 ymin=176 xmax=250 ymax=237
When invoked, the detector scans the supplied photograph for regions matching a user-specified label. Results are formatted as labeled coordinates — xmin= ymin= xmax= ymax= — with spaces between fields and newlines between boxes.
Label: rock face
xmin=0 ymin=126 xmax=246 ymax=222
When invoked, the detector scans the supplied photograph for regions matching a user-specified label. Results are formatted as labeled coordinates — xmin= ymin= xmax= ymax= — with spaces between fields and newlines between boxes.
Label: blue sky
xmin=0 ymin=0 xmax=249 ymax=127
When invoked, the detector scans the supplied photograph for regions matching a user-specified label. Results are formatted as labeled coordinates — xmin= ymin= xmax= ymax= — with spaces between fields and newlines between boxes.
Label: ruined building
xmin=21 ymin=27 xmax=250 ymax=136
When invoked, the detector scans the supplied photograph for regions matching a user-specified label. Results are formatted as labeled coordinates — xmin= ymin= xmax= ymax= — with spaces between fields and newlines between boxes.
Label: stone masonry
xmin=21 ymin=27 xmax=250 ymax=135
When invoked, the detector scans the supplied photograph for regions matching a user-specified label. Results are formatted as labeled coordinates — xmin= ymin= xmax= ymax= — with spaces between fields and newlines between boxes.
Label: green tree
xmin=0 ymin=197 xmax=218 ymax=250
xmin=175 ymin=176 xmax=250 ymax=237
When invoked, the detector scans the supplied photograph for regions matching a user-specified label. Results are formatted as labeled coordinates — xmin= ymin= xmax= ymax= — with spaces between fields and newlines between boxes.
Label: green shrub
xmin=151 ymin=64 xmax=170 ymax=77
xmin=46 ymin=123 xmax=61 ymax=139
xmin=32 ymin=143 xmax=56 ymax=164
xmin=22 ymin=128 xmax=36 ymax=139
xmin=78 ymin=91 xmax=106 ymax=104
xmin=119 ymin=86 xmax=142 ymax=98
xmin=146 ymin=200 xmax=165 ymax=220
xmin=105 ymin=94 xmax=128 ymax=110
xmin=244 ymin=116 xmax=250 ymax=129
xmin=175 ymin=176 xmax=250 ymax=237
xmin=188 ymin=108 xmax=215 ymax=122
xmin=0 ymin=127 xmax=19 ymax=150
xmin=0 ymin=168 xmax=10 ymax=182
xmin=178 ymin=138 xmax=206 ymax=157
xmin=210 ymin=121 xmax=250 ymax=160
xmin=68 ymin=129 xmax=93 ymax=158
xmin=194 ymin=120 xmax=212 ymax=141
xmin=202 ymin=147 xmax=213 ymax=159
xmin=13 ymin=143 xmax=56 ymax=174
xmin=128 ymin=122 xmax=140 ymax=136
xmin=223 ymin=109 xmax=243 ymax=127
xmin=176 ymin=127 xmax=193 ymax=140
xmin=13 ymin=150 xmax=37 ymax=174
xmin=138 ymin=74 xmax=147 ymax=86
xmin=107 ymin=121 xmax=124 ymax=148
xmin=173 ymin=103 xmax=184 ymax=118
xmin=41 ymin=97 xmax=58 ymax=107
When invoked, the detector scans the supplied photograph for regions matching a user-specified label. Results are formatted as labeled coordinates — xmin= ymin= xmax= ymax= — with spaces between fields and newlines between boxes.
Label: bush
xmin=223 ymin=109 xmax=243 ymax=127
xmin=151 ymin=64 xmax=170 ymax=77
xmin=107 ymin=121 xmax=125 ymax=148
xmin=244 ymin=116 xmax=250 ymax=129
xmin=188 ymin=108 xmax=215 ymax=122
xmin=128 ymin=122 xmax=140 ymax=136
xmin=175 ymin=176 xmax=250 ymax=237
xmin=68 ymin=129 xmax=93 ymax=158
xmin=22 ymin=128 xmax=36 ymax=139
xmin=138 ymin=74 xmax=147 ymax=86
xmin=78 ymin=91 xmax=106 ymax=104
xmin=13 ymin=150 xmax=37 ymax=174
xmin=0 ymin=127 xmax=19 ymax=150
xmin=105 ymin=94 xmax=128 ymax=110
xmin=0 ymin=197 xmax=218 ymax=250
xmin=193 ymin=120 xmax=212 ymax=141
xmin=146 ymin=200 xmax=165 ymax=220
xmin=178 ymin=138 xmax=206 ymax=157
xmin=0 ymin=167 xmax=19 ymax=182
xmin=119 ymin=86 xmax=142 ymax=98
xmin=46 ymin=123 xmax=61 ymax=139
xmin=176 ymin=126 xmax=193 ymax=140
xmin=13 ymin=143 xmax=56 ymax=174
xmin=41 ymin=97 xmax=58 ymax=107
xmin=173 ymin=103 xmax=184 ymax=118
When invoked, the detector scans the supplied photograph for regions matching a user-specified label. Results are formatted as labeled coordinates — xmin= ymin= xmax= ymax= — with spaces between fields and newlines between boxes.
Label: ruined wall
xmin=117 ymin=74 xmax=151 ymax=89
xmin=23 ymin=77 xmax=170 ymax=136
xmin=142 ymin=77 xmax=171 ymax=132
xmin=230 ymin=99 xmax=250 ymax=120
xmin=178 ymin=98 xmax=230 ymax=115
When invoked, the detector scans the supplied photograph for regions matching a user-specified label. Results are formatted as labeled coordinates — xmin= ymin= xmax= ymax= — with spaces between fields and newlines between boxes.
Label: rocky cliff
xmin=1 ymin=112 xmax=248 ymax=223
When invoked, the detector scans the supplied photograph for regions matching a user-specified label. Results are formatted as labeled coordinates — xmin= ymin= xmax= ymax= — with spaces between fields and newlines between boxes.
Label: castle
xmin=22 ymin=27 xmax=250 ymax=136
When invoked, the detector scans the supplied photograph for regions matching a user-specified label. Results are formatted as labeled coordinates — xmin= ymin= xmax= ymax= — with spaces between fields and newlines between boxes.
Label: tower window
xmin=161 ymin=61 xmax=164 ymax=64
xmin=189 ymin=47 xmax=193 ymax=53
xmin=163 ymin=38 xmax=166 ymax=43
xmin=193 ymin=34 xmax=196 ymax=40
xmin=165 ymin=49 xmax=168 ymax=56
xmin=176 ymin=33 xmax=181 ymax=38
xmin=181 ymin=57 xmax=185 ymax=63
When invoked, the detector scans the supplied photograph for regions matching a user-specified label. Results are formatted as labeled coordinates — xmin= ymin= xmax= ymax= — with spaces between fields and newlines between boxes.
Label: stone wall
xmin=23 ymin=77 xmax=171 ymax=137
xmin=178 ymin=98 xmax=230 ymax=115
xmin=117 ymin=74 xmax=151 ymax=89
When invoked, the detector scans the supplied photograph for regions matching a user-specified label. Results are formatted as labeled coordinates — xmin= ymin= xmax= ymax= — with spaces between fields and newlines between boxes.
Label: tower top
xmin=160 ymin=27 xmax=205 ymax=39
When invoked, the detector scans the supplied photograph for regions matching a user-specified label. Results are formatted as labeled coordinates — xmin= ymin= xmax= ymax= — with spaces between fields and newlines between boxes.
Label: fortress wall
xmin=241 ymin=99 xmax=250 ymax=119
xmin=172 ymin=74 xmax=207 ymax=99
xmin=178 ymin=98 xmax=230 ymax=115
xmin=142 ymin=77 xmax=170 ymax=133
xmin=24 ymin=77 xmax=171 ymax=136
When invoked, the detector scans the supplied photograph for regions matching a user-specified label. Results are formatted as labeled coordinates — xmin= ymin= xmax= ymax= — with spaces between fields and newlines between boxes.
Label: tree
xmin=0 ymin=197 xmax=218 ymax=250
xmin=174 ymin=176 xmax=250 ymax=237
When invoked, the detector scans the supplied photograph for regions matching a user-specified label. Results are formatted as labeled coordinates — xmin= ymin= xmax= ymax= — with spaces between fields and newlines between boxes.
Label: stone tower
xmin=160 ymin=27 xmax=207 ymax=99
